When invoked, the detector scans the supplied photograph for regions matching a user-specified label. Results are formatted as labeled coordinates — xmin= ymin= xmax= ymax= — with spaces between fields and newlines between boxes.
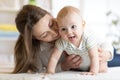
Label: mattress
xmin=0 ymin=67 xmax=120 ymax=80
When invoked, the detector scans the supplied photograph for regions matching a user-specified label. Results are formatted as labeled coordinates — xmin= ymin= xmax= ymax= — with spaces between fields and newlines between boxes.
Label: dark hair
xmin=13 ymin=5 xmax=49 ymax=73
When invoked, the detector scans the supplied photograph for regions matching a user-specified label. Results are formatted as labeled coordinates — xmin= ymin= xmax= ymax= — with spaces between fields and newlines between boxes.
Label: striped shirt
xmin=55 ymin=30 xmax=113 ymax=70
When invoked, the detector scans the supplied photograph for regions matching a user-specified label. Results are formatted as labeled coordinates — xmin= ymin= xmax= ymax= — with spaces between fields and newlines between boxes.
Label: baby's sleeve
xmin=85 ymin=32 xmax=98 ymax=50
xmin=55 ymin=39 xmax=66 ymax=52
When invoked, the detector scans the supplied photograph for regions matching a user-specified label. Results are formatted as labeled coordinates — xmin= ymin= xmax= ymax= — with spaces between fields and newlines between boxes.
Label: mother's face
xmin=32 ymin=14 xmax=59 ymax=42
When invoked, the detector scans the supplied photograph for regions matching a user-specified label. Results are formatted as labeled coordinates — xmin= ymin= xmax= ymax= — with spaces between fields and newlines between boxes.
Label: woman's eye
xmin=41 ymin=33 xmax=48 ymax=39
xmin=71 ymin=25 xmax=76 ymax=29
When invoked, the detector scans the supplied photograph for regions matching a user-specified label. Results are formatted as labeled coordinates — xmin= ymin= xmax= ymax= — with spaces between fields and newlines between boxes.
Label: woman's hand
xmin=98 ymin=47 xmax=111 ymax=63
xmin=61 ymin=53 xmax=82 ymax=71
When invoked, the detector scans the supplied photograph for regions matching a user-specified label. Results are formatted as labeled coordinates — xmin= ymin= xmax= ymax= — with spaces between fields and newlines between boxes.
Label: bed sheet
xmin=0 ymin=67 xmax=120 ymax=80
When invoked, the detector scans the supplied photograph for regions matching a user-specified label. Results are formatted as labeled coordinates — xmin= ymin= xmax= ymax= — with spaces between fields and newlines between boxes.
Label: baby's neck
xmin=74 ymin=41 xmax=81 ymax=48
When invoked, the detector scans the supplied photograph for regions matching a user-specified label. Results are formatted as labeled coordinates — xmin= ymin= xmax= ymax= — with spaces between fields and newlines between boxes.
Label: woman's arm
xmin=98 ymin=48 xmax=111 ymax=62
xmin=99 ymin=39 xmax=114 ymax=61
xmin=98 ymin=47 xmax=114 ymax=63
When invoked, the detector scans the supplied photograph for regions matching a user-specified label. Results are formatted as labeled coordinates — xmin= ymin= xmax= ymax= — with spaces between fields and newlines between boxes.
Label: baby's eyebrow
xmin=59 ymin=26 xmax=66 ymax=28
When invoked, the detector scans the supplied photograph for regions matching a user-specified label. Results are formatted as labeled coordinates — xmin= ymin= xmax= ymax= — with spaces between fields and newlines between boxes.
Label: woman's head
xmin=14 ymin=5 xmax=58 ymax=73
xmin=16 ymin=5 xmax=59 ymax=42
xmin=32 ymin=14 xmax=59 ymax=42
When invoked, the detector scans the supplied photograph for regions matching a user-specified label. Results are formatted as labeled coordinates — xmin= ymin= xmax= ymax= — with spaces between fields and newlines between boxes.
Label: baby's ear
xmin=82 ymin=20 xmax=86 ymax=27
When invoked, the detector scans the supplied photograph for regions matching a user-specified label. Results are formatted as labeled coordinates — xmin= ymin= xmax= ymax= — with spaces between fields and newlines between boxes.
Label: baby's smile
xmin=68 ymin=35 xmax=76 ymax=42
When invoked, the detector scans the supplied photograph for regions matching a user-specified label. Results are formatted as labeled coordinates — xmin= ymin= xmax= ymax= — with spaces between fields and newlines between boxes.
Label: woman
xmin=13 ymin=5 xmax=113 ymax=73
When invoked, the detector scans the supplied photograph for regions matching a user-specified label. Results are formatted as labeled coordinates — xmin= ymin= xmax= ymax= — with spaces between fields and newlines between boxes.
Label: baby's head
xmin=56 ymin=6 xmax=85 ymax=45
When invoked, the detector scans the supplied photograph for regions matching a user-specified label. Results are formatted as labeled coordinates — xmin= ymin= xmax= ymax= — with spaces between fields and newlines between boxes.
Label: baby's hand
xmin=45 ymin=71 xmax=55 ymax=75
xmin=40 ymin=72 xmax=53 ymax=76
xmin=80 ymin=72 xmax=97 ymax=75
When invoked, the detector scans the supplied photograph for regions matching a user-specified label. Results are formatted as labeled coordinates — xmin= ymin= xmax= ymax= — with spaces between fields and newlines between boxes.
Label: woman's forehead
xmin=32 ymin=14 xmax=52 ymax=37
xmin=39 ymin=14 xmax=52 ymax=23
xmin=34 ymin=14 xmax=52 ymax=28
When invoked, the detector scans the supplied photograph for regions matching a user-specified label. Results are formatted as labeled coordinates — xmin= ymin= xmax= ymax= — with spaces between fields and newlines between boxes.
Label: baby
xmin=47 ymin=6 xmax=113 ymax=75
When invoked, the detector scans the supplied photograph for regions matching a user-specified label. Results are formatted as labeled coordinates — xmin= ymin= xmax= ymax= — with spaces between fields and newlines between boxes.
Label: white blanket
xmin=0 ymin=67 xmax=120 ymax=80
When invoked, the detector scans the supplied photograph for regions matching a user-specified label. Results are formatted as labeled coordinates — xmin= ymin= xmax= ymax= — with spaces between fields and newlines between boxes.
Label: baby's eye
xmin=71 ymin=25 xmax=77 ymax=29
xmin=61 ymin=28 xmax=66 ymax=31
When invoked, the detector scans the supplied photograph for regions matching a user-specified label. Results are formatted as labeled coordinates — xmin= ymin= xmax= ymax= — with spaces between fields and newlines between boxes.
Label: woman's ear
xmin=52 ymin=18 xmax=59 ymax=32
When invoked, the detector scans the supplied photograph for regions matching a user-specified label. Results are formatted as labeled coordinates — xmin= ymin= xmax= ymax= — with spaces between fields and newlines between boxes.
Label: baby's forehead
xmin=58 ymin=12 xmax=82 ymax=21
xmin=58 ymin=6 xmax=81 ymax=14
xmin=57 ymin=9 xmax=81 ymax=19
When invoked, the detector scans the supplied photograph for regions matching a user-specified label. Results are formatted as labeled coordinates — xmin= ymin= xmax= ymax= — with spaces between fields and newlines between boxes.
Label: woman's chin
xmin=49 ymin=36 xmax=60 ymax=42
xmin=55 ymin=34 xmax=60 ymax=40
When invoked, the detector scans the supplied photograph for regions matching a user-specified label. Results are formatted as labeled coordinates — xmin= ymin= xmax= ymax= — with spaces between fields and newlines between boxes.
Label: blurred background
xmin=0 ymin=0 xmax=120 ymax=73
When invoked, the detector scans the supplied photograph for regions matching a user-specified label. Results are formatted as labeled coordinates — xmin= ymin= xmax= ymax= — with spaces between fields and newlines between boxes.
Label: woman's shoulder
xmin=40 ymin=41 xmax=55 ymax=51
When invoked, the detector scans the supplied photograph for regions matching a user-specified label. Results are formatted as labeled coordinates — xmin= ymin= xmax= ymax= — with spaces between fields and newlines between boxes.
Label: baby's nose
xmin=66 ymin=29 xmax=72 ymax=34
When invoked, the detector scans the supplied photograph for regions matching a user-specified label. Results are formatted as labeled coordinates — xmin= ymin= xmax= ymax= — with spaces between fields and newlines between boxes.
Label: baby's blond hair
xmin=57 ymin=6 xmax=82 ymax=21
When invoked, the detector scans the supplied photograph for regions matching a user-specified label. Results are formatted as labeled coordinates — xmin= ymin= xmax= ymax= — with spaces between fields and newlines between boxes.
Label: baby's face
xmin=57 ymin=13 xmax=84 ymax=45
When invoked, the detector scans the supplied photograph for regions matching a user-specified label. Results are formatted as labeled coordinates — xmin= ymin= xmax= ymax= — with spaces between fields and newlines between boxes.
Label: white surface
xmin=0 ymin=67 xmax=120 ymax=80
xmin=0 ymin=37 xmax=17 ymax=73
xmin=0 ymin=73 xmax=50 ymax=80
xmin=49 ymin=67 xmax=120 ymax=80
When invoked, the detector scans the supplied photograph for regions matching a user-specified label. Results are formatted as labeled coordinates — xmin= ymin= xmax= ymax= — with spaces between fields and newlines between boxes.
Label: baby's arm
xmin=47 ymin=47 xmax=62 ymax=74
xmin=82 ymin=46 xmax=99 ymax=75
xmin=89 ymin=46 xmax=99 ymax=74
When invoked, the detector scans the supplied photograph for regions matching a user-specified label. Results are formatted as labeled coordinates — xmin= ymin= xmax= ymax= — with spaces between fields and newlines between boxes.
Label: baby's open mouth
xmin=68 ymin=36 xmax=76 ymax=41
